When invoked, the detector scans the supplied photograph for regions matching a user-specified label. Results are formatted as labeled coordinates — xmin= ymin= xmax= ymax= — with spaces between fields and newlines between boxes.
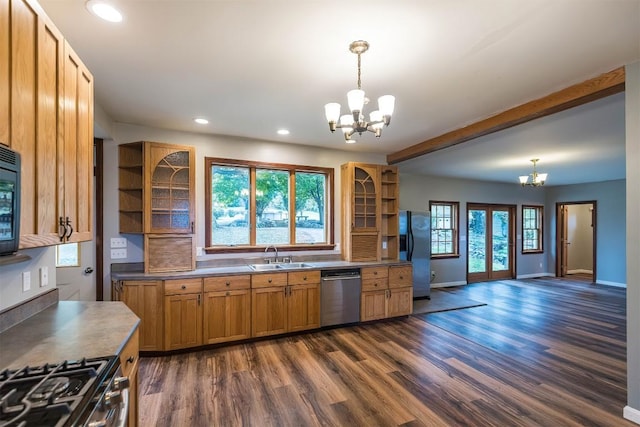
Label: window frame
xmin=204 ymin=157 xmax=334 ymax=254
xmin=522 ymin=204 xmax=544 ymax=254
xmin=56 ymin=242 xmax=80 ymax=267
xmin=429 ymin=201 xmax=460 ymax=258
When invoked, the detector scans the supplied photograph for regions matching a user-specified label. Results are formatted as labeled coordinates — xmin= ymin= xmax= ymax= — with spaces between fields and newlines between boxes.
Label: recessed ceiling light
xmin=277 ymin=129 xmax=290 ymax=135
xmin=194 ymin=118 xmax=209 ymax=125
xmin=86 ymin=0 xmax=123 ymax=23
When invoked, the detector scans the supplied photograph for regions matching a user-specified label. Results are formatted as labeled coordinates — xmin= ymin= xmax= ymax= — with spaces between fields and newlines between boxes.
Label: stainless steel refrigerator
xmin=399 ymin=210 xmax=431 ymax=299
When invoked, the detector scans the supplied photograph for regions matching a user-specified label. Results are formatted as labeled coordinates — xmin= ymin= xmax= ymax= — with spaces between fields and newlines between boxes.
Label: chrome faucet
xmin=264 ymin=245 xmax=278 ymax=263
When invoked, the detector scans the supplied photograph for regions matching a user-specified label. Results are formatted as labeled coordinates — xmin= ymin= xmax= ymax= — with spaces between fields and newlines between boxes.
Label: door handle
xmin=84 ymin=267 xmax=94 ymax=274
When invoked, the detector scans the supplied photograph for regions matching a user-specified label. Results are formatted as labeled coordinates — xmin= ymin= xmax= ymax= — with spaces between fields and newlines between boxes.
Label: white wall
xmin=624 ymin=61 xmax=640 ymax=423
xmin=0 ymin=247 xmax=56 ymax=311
xmin=102 ymin=123 xmax=386 ymax=299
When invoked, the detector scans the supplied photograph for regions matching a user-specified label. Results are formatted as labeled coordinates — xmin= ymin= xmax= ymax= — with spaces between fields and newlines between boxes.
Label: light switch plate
xmin=22 ymin=271 xmax=31 ymax=292
xmin=110 ymin=237 xmax=127 ymax=248
xmin=40 ymin=267 xmax=49 ymax=287
xmin=111 ymin=248 xmax=127 ymax=259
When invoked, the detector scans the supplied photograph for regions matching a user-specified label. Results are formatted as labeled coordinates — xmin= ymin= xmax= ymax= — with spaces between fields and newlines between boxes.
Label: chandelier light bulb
xmin=324 ymin=103 xmax=341 ymax=123
xmin=378 ymin=95 xmax=395 ymax=117
xmin=347 ymin=89 xmax=365 ymax=113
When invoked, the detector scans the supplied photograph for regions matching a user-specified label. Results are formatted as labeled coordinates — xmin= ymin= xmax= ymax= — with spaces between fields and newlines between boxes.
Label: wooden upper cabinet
xmin=341 ymin=162 xmax=399 ymax=262
xmin=4 ymin=0 xmax=93 ymax=249
xmin=146 ymin=143 xmax=195 ymax=234
xmin=62 ymin=40 xmax=93 ymax=243
xmin=119 ymin=141 xmax=195 ymax=234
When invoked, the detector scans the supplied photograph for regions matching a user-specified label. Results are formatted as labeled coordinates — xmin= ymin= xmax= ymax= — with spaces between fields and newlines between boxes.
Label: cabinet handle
xmin=65 ymin=217 xmax=73 ymax=240
xmin=181 ymin=285 xmax=186 ymax=290
xmin=127 ymin=356 xmax=135 ymax=364
xmin=303 ymin=276 xmax=307 ymax=281
xmin=197 ymin=294 xmax=201 ymax=305
xmin=373 ymin=271 xmax=378 ymax=275
xmin=59 ymin=217 xmax=67 ymax=242
xmin=268 ymin=278 xmax=272 ymax=283
xmin=399 ymin=275 xmax=403 ymax=280
xmin=225 ymin=281 xmax=230 ymax=286
xmin=191 ymin=221 xmax=194 ymax=233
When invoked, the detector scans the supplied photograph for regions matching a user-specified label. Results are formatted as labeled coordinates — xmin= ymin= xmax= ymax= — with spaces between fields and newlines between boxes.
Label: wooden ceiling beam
xmin=386 ymin=67 xmax=626 ymax=165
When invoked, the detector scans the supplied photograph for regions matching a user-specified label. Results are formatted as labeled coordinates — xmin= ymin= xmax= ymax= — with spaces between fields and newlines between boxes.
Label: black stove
xmin=0 ymin=356 xmax=121 ymax=427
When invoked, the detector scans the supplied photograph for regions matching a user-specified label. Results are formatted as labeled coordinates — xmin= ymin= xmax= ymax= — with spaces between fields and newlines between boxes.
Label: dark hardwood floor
xmin=138 ymin=278 xmax=633 ymax=426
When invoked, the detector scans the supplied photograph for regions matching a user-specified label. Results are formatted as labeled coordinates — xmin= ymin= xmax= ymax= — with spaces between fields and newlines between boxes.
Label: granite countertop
xmin=111 ymin=259 xmax=411 ymax=281
xmin=0 ymin=301 xmax=140 ymax=370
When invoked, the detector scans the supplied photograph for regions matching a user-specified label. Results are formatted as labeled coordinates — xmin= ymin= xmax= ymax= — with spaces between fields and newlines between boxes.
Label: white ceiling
xmin=39 ymin=0 xmax=639 ymax=186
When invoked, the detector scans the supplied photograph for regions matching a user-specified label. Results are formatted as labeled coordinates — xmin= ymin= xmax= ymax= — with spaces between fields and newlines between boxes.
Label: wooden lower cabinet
xmin=117 ymin=280 xmax=163 ymax=351
xmin=120 ymin=328 xmax=139 ymax=427
xmin=203 ymin=275 xmax=251 ymax=344
xmin=288 ymin=283 xmax=320 ymax=332
xmin=361 ymin=265 xmax=413 ymax=321
xmin=164 ymin=278 xmax=203 ymax=350
xmin=361 ymin=289 xmax=388 ymax=321
xmin=251 ymin=271 xmax=320 ymax=337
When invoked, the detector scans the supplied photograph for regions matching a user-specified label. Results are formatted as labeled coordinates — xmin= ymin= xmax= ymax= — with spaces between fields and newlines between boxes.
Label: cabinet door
xmin=121 ymin=280 xmax=163 ymax=351
xmin=351 ymin=165 xmax=380 ymax=232
xmin=145 ymin=143 xmax=195 ymax=234
xmin=164 ymin=293 xmax=202 ymax=350
xmin=10 ymin=0 xmax=65 ymax=248
xmin=119 ymin=328 xmax=139 ymax=427
xmin=251 ymin=286 xmax=287 ymax=337
xmin=388 ymin=265 xmax=412 ymax=289
xmin=361 ymin=290 xmax=387 ymax=321
xmin=203 ymin=289 xmax=251 ymax=344
xmin=287 ymin=283 xmax=320 ymax=332
xmin=62 ymin=40 xmax=93 ymax=243
xmin=388 ymin=287 xmax=413 ymax=317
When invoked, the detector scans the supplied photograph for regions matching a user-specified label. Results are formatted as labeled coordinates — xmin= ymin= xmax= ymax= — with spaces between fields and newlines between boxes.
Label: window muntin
xmin=206 ymin=158 xmax=333 ymax=251
xmin=430 ymin=201 xmax=459 ymax=257
xmin=522 ymin=205 xmax=543 ymax=253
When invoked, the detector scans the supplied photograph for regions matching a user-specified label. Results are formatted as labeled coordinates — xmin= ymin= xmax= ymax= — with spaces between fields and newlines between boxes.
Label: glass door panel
xmin=492 ymin=210 xmax=509 ymax=272
xmin=468 ymin=209 xmax=487 ymax=273
xmin=467 ymin=204 xmax=515 ymax=283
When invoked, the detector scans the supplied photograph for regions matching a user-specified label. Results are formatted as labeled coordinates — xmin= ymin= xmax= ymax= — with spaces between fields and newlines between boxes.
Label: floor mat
xmin=413 ymin=289 xmax=486 ymax=314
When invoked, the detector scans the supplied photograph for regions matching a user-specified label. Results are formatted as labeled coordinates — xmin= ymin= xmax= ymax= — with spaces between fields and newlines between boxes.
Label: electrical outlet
xmin=110 ymin=237 xmax=127 ymax=248
xmin=22 ymin=271 xmax=31 ymax=292
xmin=110 ymin=248 xmax=127 ymax=259
xmin=40 ymin=267 xmax=49 ymax=287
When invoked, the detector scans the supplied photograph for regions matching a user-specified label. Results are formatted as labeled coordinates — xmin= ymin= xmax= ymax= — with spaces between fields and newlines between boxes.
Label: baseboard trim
xmin=517 ymin=273 xmax=554 ymax=279
xmin=597 ymin=280 xmax=627 ymax=288
xmin=624 ymin=405 xmax=640 ymax=425
xmin=431 ymin=281 xmax=467 ymax=288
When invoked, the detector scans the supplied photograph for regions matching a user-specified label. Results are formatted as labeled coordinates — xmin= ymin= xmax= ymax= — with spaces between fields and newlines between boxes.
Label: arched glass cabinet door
xmin=352 ymin=165 xmax=379 ymax=231
xmin=148 ymin=146 xmax=195 ymax=233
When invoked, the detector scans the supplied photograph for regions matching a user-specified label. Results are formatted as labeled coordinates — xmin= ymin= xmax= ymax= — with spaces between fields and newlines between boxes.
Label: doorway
xmin=556 ymin=201 xmax=596 ymax=283
xmin=467 ymin=204 xmax=516 ymax=283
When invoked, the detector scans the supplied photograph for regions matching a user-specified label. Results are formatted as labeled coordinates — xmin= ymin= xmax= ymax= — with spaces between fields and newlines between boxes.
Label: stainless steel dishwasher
xmin=320 ymin=268 xmax=361 ymax=326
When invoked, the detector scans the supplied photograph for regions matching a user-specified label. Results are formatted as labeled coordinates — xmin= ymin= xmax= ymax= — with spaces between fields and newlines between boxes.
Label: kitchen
xmin=1 ymin=0 xmax=639 ymax=425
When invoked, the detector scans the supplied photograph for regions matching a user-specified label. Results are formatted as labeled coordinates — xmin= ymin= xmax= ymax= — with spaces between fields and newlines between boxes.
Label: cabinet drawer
xmin=164 ymin=278 xmax=202 ymax=295
xmin=287 ymin=270 xmax=320 ymax=286
xmin=389 ymin=265 xmax=413 ymax=288
xmin=204 ymin=275 xmax=251 ymax=292
xmin=251 ymin=272 xmax=287 ymax=288
xmin=361 ymin=266 xmax=388 ymax=291
xmin=120 ymin=328 xmax=139 ymax=377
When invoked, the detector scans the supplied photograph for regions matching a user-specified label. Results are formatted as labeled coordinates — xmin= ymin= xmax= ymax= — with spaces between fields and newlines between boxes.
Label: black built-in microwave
xmin=0 ymin=144 xmax=21 ymax=256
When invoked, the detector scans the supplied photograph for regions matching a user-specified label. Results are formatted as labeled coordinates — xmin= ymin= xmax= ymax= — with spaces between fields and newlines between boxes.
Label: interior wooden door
xmin=467 ymin=204 xmax=516 ymax=283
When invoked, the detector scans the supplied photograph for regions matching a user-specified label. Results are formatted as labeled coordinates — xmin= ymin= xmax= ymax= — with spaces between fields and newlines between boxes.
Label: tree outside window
xmin=430 ymin=201 xmax=459 ymax=257
xmin=522 ymin=205 xmax=543 ymax=253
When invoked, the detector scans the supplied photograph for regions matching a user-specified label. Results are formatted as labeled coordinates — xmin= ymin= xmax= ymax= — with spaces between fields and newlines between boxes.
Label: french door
xmin=467 ymin=204 xmax=516 ymax=283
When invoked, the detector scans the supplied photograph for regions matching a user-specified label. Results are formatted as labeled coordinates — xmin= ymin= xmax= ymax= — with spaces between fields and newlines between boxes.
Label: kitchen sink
xmin=248 ymin=264 xmax=283 ymax=271
xmin=248 ymin=262 xmax=315 ymax=271
xmin=277 ymin=262 xmax=315 ymax=269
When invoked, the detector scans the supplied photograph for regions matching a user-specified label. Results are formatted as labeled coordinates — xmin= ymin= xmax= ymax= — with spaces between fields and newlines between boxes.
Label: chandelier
xmin=519 ymin=159 xmax=548 ymax=187
xmin=324 ymin=40 xmax=395 ymax=142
